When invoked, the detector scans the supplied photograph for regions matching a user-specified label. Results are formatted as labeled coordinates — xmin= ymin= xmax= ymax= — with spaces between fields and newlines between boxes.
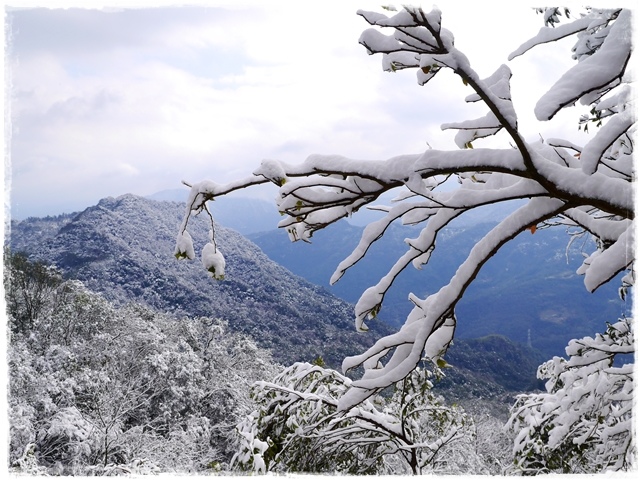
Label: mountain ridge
xmin=8 ymin=193 xmax=392 ymax=367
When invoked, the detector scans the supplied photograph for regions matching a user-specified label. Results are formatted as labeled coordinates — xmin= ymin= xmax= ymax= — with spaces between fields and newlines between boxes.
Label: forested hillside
xmin=5 ymin=242 xmax=520 ymax=475
xmin=6 ymin=187 xmax=631 ymax=474
xmin=8 ymin=194 xmax=392 ymax=367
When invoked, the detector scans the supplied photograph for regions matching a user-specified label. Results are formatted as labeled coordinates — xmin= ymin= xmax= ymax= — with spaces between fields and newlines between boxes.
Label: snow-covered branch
xmin=176 ymin=6 xmax=634 ymax=414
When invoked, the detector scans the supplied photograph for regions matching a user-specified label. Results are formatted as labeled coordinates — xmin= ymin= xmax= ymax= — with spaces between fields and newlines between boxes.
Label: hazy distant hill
xmin=145 ymin=188 xmax=523 ymax=234
xmin=147 ymin=189 xmax=283 ymax=235
xmin=249 ymin=218 xmax=628 ymax=359
xmin=8 ymin=194 xmax=394 ymax=367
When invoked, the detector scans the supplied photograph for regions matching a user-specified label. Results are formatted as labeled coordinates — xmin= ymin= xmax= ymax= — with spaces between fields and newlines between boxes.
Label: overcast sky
xmin=4 ymin=0 xmax=605 ymax=220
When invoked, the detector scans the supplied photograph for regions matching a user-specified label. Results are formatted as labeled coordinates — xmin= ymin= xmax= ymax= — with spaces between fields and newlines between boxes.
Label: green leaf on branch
xmin=436 ymin=358 xmax=450 ymax=369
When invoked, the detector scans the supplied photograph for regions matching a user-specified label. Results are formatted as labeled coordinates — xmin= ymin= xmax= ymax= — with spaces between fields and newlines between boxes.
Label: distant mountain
xmin=103 ymin=189 xmax=628 ymax=360
xmin=7 ymin=194 xmax=393 ymax=367
xmin=145 ymin=189 xmax=524 ymax=234
xmin=147 ymin=189 xmax=283 ymax=235
xmin=249 ymin=219 xmax=628 ymax=360
xmin=145 ymin=188 xmax=189 ymax=202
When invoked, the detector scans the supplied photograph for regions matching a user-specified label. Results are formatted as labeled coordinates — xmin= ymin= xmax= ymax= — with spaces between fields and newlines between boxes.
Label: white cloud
xmin=6 ymin=1 xmax=584 ymax=219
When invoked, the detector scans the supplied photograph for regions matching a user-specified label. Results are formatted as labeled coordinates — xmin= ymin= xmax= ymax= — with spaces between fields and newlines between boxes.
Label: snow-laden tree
xmin=4 ymin=249 xmax=64 ymax=334
xmin=506 ymin=317 xmax=634 ymax=474
xmin=232 ymin=360 xmax=481 ymax=475
xmin=176 ymin=6 xmax=634 ymax=412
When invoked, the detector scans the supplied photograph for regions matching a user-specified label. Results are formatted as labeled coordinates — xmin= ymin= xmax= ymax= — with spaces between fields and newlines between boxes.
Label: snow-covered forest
xmin=5 ymin=251 xmax=281 ymax=474
xmin=5 ymin=5 xmax=634 ymax=476
xmin=7 ymin=251 xmax=516 ymax=475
